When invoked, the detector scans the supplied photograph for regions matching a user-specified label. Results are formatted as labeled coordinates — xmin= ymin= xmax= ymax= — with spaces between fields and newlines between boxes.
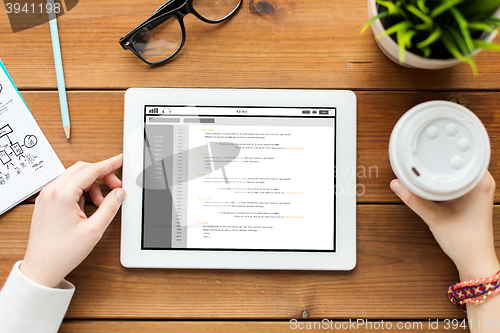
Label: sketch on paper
xmin=0 ymin=124 xmax=41 ymax=185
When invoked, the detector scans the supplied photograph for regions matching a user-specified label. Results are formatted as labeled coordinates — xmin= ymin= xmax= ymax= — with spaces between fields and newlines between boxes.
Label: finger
xmin=487 ymin=171 xmax=496 ymax=196
xmin=476 ymin=171 xmax=495 ymax=197
xmin=452 ymin=171 xmax=495 ymax=207
xmin=102 ymin=172 xmax=122 ymax=190
xmin=69 ymin=154 xmax=123 ymax=192
xmin=390 ymin=179 xmax=438 ymax=222
xmin=88 ymin=182 xmax=105 ymax=207
xmin=88 ymin=188 xmax=126 ymax=231
xmin=55 ymin=161 xmax=92 ymax=184
xmin=78 ymin=195 xmax=85 ymax=213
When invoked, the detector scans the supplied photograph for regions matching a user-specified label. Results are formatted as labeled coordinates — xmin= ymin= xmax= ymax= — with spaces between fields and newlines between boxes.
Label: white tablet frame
xmin=121 ymin=88 xmax=356 ymax=270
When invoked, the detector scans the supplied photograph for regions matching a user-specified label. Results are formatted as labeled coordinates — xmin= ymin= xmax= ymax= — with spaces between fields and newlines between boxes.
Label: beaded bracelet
xmin=447 ymin=270 xmax=500 ymax=312
xmin=461 ymin=288 xmax=500 ymax=306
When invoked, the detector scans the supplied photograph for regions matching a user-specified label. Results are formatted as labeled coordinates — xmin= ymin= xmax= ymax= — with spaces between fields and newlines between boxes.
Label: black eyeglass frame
xmin=119 ymin=0 xmax=242 ymax=65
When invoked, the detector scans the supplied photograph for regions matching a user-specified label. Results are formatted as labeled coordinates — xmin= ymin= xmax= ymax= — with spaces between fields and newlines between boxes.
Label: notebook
xmin=0 ymin=60 xmax=65 ymax=215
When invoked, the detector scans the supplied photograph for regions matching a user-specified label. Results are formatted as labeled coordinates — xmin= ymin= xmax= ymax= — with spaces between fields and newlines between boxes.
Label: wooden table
xmin=1 ymin=0 xmax=499 ymax=331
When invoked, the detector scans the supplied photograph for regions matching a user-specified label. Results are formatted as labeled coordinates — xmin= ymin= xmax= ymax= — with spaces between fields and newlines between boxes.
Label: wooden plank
xmin=1 ymin=204 xmax=499 ymax=319
xmin=58 ymin=320 xmax=469 ymax=332
xmin=1 ymin=0 xmax=500 ymax=91
xmin=24 ymin=91 xmax=124 ymax=166
xmin=18 ymin=90 xmax=500 ymax=204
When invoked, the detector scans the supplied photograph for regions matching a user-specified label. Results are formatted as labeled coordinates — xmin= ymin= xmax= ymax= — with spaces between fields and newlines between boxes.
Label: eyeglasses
xmin=119 ymin=0 xmax=242 ymax=65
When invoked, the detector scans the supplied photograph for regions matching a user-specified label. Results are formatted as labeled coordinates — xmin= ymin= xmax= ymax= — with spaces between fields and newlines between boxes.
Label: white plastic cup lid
xmin=389 ymin=101 xmax=490 ymax=201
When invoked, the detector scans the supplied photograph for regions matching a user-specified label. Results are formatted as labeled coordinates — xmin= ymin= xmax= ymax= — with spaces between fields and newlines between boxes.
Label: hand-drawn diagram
xmin=0 ymin=99 xmax=12 ymax=116
xmin=0 ymin=124 xmax=40 ymax=185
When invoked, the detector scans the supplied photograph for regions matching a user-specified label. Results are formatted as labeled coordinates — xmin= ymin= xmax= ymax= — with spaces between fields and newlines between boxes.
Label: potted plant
xmin=362 ymin=0 xmax=500 ymax=73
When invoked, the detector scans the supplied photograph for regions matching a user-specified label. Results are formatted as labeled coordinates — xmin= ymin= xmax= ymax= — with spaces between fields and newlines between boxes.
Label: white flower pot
xmin=367 ymin=0 xmax=500 ymax=69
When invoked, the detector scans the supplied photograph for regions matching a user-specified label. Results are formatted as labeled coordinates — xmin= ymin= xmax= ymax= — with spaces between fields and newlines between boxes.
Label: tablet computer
xmin=121 ymin=88 xmax=356 ymax=270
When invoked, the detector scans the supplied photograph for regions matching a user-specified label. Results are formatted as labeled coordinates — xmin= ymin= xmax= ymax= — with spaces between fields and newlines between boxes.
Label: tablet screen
xmin=140 ymin=106 xmax=336 ymax=252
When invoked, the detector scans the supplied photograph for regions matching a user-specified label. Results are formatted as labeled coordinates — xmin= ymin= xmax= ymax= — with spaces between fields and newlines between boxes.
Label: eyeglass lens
xmin=131 ymin=0 xmax=240 ymax=63
xmin=132 ymin=16 xmax=183 ymax=63
xmin=192 ymin=0 xmax=241 ymax=21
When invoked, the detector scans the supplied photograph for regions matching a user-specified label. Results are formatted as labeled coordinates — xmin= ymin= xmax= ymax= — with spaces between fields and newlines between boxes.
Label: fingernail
xmin=117 ymin=189 xmax=126 ymax=202
xmin=391 ymin=180 xmax=401 ymax=195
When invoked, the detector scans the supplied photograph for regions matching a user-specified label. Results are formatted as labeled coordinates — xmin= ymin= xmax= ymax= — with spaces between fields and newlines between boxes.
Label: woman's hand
xmin=390 ymin=171 xmax=499 ymax=281
xmin=20 ymin=155 xmax=126 ymax=288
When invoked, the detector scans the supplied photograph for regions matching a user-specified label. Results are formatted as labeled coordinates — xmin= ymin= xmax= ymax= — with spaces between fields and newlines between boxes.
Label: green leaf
xmin=473 ymin=39 xmax=500 ymax=51
xmin=430 ymin=0 xmax=464 ymax=18
xmin=414 ymin=23 xmax=428 ymax=30
xmin=376 ymin=0 xmax=405 ymax=16
xmin=442 ymin=30 xmax=478 ymax=75
xmin=484 ymin=17 xmax=500 ymax=26
xmin=417 ymin=0 xmax=429 ymax=14
xmin=406 ymin=4 xmax=434 ymax=29
xmin=445 ymin=25 xmax=471 ymax=56
xmin=468 ymin=59 xmax=478 ymax=76
xmin=450 ymin=7 xmax=475 ymax=54
xmin=402 ymin=29 xmax=417 ymax=48
xmin=375 ymin=21 xmax=413 ymax=38
xmin=421 ymin=46 xmax=432 ymax=57
xmin=360 ymin=11 xmax=391 ymax=34
xmin=416 ymin=26 xmax=442 ymax=48
xmin=457 ymin=0 xmax=500 ymax=21
xmin=467 ymin=22 xmax=495 ymax=33
xmin=397 ymin=29 xmax=407 ymax=63
xmin=441 ymin=31 xmax=466 ymax=60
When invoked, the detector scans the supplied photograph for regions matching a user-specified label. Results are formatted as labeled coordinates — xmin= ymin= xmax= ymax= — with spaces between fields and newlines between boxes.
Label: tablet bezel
xmin=121 ymin=88 xmax=356 ymax=270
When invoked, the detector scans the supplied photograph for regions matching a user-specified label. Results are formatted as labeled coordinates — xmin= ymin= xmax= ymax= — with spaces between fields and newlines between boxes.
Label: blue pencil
xmin=48 ymin=0 xmax=70 ymax=142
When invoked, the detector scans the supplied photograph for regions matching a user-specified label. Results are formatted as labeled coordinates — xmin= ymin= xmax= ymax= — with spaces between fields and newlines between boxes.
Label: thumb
xmin=89 ymin=188 xmax=126 ymax=230
xmin=390 ymin=179 xmax=437 ymax=222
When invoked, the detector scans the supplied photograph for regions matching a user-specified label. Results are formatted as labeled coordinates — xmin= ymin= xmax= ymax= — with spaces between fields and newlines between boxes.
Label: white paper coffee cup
xmin=389 ymin=101 xmax=490 ymax=201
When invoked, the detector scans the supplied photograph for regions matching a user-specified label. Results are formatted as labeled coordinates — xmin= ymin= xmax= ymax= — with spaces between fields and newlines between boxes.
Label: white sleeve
xmin=0 ymin=261 xmax=75 ymax=333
